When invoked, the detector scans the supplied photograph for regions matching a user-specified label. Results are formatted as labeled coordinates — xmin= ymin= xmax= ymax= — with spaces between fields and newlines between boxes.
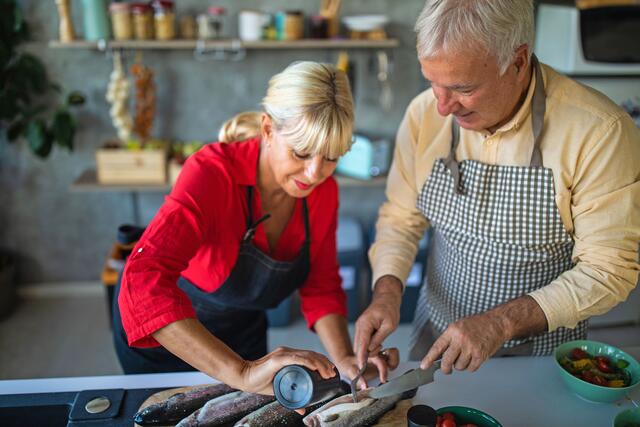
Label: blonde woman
xmin=113 ymin=62 xmax=398 ymax=396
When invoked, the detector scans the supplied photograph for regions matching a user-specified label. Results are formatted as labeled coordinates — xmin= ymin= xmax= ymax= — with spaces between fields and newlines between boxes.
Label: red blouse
xmin=118 ymin=138 xmax=347 ymax=348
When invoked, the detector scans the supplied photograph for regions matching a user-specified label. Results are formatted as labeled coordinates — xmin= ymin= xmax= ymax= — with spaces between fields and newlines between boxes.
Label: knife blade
xmin=367 ymin=360 xmax=441 ymax=400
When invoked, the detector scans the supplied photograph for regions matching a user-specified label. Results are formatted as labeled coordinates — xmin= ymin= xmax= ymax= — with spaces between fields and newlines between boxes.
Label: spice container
xmin=275 ymin=10 xmax=304 ymax=41
xmin=208 ymin=6 xmax=226 ymax=39
xmin=179 ymin=15 xmax=196 ymax=39
xmin=109 ymin=2 xmax=132 ymax=40
xmin=132 ymin=3 xmax=154 ymax=40
xmin=152 ymin=0 xmax=175 ymax=40
xmin=81 ymin=0 xmax=111 ymax=41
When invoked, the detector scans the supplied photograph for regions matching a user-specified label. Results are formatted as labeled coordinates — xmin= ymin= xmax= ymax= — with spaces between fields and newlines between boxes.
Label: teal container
xmin=554 ymin=340 xmax=640 ymax=403
xmin=81 ymin=0 xmax=111 ymax=40
xmin=436 ymin=406 xmax=502 ymax=427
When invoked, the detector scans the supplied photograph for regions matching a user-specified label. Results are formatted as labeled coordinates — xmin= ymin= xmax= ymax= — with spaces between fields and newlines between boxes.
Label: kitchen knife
xmin=366 ymin=360 xmax=441 ymax=400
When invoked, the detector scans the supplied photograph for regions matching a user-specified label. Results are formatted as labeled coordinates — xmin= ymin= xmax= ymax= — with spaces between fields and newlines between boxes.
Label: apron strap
xmin=242 ymin=186 xmax=311 ymax=245
xmin=445 ymin=54 xmax=547 ymax=193
xmin=243 ymin=186 xmax=271 ymax=242
xmin=529 ymin=54 xmax=545 ymax=168
xmin=444 ymin=121 xmax=463 ymax=194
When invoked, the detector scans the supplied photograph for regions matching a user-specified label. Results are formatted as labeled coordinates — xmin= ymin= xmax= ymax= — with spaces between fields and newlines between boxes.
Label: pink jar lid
xmin=109 ymin=2 xmax=131 ymax=12
xmin=208 ymin=6 xmax=226 ymax=16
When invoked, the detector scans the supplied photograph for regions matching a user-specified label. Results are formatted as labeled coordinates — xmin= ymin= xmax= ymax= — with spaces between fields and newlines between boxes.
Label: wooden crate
xmin=96 ymin=148 xmax=167 ymax=184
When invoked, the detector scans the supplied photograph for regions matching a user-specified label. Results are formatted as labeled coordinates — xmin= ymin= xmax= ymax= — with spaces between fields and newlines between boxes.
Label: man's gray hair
xmin=415 ymin=0 xmax=534 ymax=74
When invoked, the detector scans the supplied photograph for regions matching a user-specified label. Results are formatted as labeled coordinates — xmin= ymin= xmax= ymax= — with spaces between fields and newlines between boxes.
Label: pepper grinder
xmin=55 ymin=0 xmax=76 ymax=42
xmin=273 ymin=365 xmax=343 ymax=410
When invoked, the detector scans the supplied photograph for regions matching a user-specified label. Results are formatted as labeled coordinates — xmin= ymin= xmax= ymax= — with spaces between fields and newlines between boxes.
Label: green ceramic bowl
xmin=437 ymin=406 xmax=502 ymax=427
xmin=614 ymin=408 xmax=640 ymax=427
xmin=554 ymin=340 xmax=640 ymax=403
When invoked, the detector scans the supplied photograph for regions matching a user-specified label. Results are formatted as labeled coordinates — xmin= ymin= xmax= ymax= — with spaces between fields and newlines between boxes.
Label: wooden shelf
xmin=71 ymin=168 xmax=385 ymax=192
xmin=49 ymin=38 xmax=399 ymax=51
xmin=70 ymin=169 xmax=171 ymax=192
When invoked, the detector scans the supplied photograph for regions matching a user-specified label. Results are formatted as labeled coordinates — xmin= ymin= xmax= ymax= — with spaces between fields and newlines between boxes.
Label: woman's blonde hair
xmin=262 ymin=61 xmax=354 ymax=160
xmin=218 ymin=111 xmax=262 ymax=143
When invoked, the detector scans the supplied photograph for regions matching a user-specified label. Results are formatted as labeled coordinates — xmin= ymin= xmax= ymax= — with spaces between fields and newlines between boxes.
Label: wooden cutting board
xmin=135 ymin=385 xmax=413 ymax=427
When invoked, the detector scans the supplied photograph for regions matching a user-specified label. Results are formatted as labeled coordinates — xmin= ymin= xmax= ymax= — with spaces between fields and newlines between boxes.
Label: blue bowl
xmin=554 ymin=340 xmax=640 ymax=403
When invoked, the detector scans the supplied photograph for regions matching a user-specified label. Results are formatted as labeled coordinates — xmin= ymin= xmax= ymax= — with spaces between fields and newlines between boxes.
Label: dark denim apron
xmin=113 ymin=186 xmax=311 ymax=374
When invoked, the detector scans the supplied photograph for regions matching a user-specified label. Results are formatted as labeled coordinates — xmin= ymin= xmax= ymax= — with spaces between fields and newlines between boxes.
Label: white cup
xmin=238 ymin=10 xmax=268 ymax=41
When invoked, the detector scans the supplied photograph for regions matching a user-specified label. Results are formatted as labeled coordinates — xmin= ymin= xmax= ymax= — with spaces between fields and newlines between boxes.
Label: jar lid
xmin=208 ymin=6 xmax=226 ymax=16
xmin=131 ymin=3 xmax=152 ymax=13
xmin=406 ymin=405 xmax=437 ymax=427
xmin=109 ymin=2 xmax=130 ymax=12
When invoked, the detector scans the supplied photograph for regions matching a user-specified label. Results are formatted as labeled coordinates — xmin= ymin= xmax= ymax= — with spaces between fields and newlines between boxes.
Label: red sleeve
xmin=299 ymin=178 xmax=348 ymax=329
xmin=118 ymin=151 xmax=228 ymax=348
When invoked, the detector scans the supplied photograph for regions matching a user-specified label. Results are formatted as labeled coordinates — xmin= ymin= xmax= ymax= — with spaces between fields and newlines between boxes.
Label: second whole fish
xmin=176 ymin=390 xmax=275 ymax=427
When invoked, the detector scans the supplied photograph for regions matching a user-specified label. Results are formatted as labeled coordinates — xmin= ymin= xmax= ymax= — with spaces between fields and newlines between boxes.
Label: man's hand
xmin=420 ymin=311 xmax=508 ymax=374
xmin=354 ymin=276 xmax=403 ymax=373
xmin=334 ymin=348 xmax=400 ymax=389
xmin=420 ymin=295 xmax=548 ymax=373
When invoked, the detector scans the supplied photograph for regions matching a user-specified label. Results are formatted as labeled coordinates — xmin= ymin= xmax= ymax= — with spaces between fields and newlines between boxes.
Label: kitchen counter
xmin=1 ymin=347 xmax=639 ymax=426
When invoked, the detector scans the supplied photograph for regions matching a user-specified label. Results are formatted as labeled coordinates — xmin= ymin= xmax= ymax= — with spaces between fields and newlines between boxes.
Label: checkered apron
xmin=409 ymin=58 xmax=587 ymax=357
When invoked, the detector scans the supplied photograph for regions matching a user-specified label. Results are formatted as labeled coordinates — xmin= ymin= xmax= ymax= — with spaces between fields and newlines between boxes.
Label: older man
xmin=355 ymin=0 xmax=640 ymax=377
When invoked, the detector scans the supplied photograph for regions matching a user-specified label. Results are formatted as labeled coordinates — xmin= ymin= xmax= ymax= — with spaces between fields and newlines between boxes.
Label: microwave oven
xmin=534 ymin=4 xmax=640 ymax=75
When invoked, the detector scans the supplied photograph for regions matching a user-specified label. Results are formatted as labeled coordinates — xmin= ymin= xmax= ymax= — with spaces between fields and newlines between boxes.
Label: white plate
xmin=342 ymin=15 xmax=389 ymax=32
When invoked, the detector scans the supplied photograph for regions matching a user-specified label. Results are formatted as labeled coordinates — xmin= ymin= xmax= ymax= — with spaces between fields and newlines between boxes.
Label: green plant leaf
xmin=67 ymin=91 xmax=86 ymax=106
xmin=12 ymin=2 xmax=22 ymax=33
xmin=52 ymin=109 xmax=74 ymax=150
xmin=0 ymin=91 xmax=19 ymax=120
xmin=7 ymin=119 xmax=25 ymax=142
xmin=26 ymin=119 xmax=53 ymax=158
xmin=16 ymin=53 xmax=48 ymax=93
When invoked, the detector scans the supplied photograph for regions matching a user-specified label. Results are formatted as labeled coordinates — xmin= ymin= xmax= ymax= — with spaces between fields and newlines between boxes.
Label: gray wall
xmin=0 ymin=0 xmax=429 ymax=284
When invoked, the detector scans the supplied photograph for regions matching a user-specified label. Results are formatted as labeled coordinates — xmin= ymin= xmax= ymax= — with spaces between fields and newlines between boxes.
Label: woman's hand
xmin=334 ymin=348 xmax=400 ymax=390
xmin=238 ymin=346 xmax=336 ymax=395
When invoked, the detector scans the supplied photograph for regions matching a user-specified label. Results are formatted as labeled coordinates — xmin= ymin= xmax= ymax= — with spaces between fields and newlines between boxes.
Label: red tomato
xmin=595 ymin=356 xmax=614 ymax=373
xmin=570 ymin=348 xmax=589 ymax=360
xmin=592 ymin=375 xmax=608 ymax=387
xmin=581 ymin=370 xmax=596 ymax=383
xmin=442 ymin=412 xmax=456 ymax=421
xmin=442 ymin=419 xmax=457 ymax=427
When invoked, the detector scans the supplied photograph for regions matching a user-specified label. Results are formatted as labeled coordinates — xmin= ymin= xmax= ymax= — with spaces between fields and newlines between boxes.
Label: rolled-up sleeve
xmin=529 ymin=115 xmax=640 ymax=331
xmin=119 ymin=157 xmax=224 ymax=348
xmin=369 ymin=103 xmax=430 ymax=290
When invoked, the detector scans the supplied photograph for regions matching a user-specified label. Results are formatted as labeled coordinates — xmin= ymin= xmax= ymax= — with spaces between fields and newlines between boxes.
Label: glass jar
xmin=131 ymin=3 xmax=154 ymax=40
xmin=109 ymin=2 xmax=132 ymax=40
xmin=207 ymin=6 xmax=226 ymax=39
xmin=179 ymin=15 xmax=196 ymax=39
xmin=152 ymin=0 xmax=175 ymax=40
